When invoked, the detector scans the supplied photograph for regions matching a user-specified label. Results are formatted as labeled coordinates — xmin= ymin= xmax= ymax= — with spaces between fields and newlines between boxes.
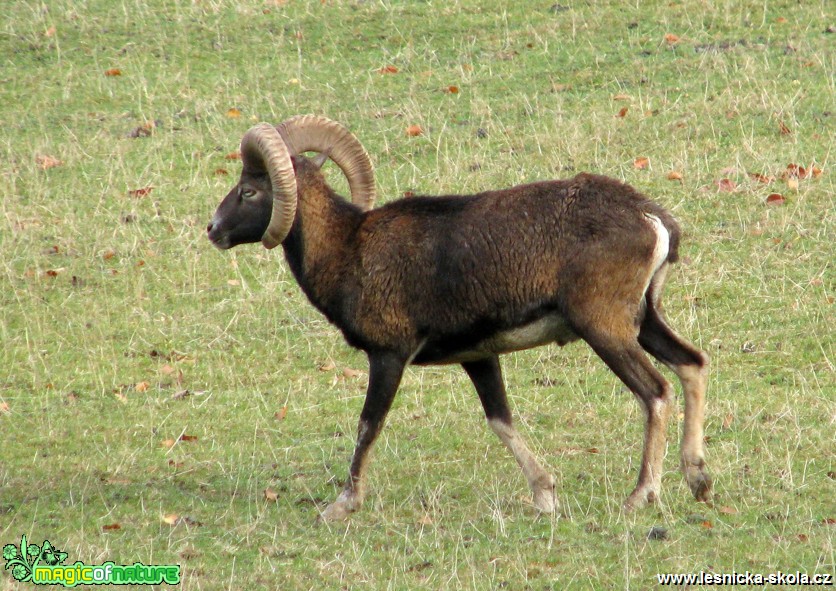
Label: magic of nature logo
xmin=3 ymin=535 xmax=180 ymax=587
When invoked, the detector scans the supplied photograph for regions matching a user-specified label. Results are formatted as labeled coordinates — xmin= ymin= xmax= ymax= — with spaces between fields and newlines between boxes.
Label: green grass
xmin=1 ymin=0 xmax=833 ymax=588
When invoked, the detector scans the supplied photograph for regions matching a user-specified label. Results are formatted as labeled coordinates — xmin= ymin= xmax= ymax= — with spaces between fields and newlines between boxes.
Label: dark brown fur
xmin=208 ymin=155 xmax=711 ymax=519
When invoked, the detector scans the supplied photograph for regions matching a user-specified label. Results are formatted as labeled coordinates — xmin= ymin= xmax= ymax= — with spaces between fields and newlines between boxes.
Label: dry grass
xmin=1 ymin=0 xmax=833 ymax=589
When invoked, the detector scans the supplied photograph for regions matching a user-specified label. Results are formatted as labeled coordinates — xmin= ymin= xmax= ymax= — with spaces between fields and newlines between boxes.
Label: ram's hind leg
xmin=462 ymin=357 xmax=556 ymax=513
xmin=639 ymin=300 xmax=712 ymax=502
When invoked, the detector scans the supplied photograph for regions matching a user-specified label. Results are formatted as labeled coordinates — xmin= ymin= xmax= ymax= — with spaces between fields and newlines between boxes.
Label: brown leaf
xmin=406 ymin=124 xmax=423 ymax=137
xmin=796 ymin=533 xmax=808 ymax=542
xmin=274 ymin=406 xmax=288 ymax=421
xmin=214 ymin=168 xmax=229 ymax=175
xmin=104 ymin=68 xmax=122 ymax=77
xmin=224 ymin=152 xmax=241 ymax=160
xmin=179 ymin=434 xmax=198 ymax=442
xmin=747 ymin=172 xmax=774 ymax=184
xmin=700 ymin=520 xmax=713 ymax=529
xmin=36 ymin=154 xmax=63 ymax=170
xmin=226 ymin=107 xmax=242 ymax=118
xmin=66 ymin=392 xmax=80 ymax=405
xmin=664 ymin=33 xmax=680 ymax=44
xmin=633 ymin=156 xmax=649 ymax=170
xmin=129 ymin=186 xmax=153 ymax=198
xmin=667 ymin=171 xmax=683 ymax=181
xmin=786 ymin=177 xmax=799 ymax=191
xmin=718 ymin=506 xmax=739 ymax=515
xmin=160 ymin=364 xmax=176 ymax=375
xmin=445 ymin=85 xmax=460 ymax=94
xmin=342 ymin=368 xmax=362 ymax=379
xmin=778 ymin=120 xmax=792 ymax=135
xmin=616 ymin=106 xmax=629 ymax=118
xmin=162 ymin=513 xmax=179 ymax=525
xmin=318 ymin=360 xmax=336 ymax=372
xmin=378 ymin=65 xmax=399 ymax=74
xmin=722 ymin=413 xmax=734 ymax=429
xmin=264 ymin=488 xmax=279 ymax=502
xmin=765 ymin=193 xmax=785 ymax=206
xmin=810 ymin=165 xmax=823 ymax=178
xmin=0 ymin=401 xmax=10 ymax=413
xmin=161 ymin=438 xmax=176 ymax=449
xmin=135 ymin=381 xmax=150 ymax=392
xmin=44 ymin=25 xmax=57 ymax=37
xmin=717 ymin=178 xmax=737 ymax=192
xmin=776 ymin=16 xmax=788 ymax=24
xmin=102 ymin=523 xmax=121 ymax=531
xmin=612 ymin=93 xmax=631 ymax=101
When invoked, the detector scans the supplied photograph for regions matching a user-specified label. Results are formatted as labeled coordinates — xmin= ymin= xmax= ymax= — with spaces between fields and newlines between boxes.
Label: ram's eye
xmin=241 ymin=188 xmax=258 ymax=200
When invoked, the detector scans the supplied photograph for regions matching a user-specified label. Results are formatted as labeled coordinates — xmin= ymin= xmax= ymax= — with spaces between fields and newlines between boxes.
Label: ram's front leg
xmin=319 ymin=351 xmax=405 ymax=522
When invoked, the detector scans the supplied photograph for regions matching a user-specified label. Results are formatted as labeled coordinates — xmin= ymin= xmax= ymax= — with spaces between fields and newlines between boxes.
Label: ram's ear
xmin=277 ymin=115 xmax=376 ymax=211
xmin=311 ymin=150 xmax=331 ymax=170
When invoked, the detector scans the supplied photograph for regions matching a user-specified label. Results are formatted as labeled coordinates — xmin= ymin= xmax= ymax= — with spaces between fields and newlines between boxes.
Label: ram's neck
xmin=281 ymin=183 xmax=363 ymax=322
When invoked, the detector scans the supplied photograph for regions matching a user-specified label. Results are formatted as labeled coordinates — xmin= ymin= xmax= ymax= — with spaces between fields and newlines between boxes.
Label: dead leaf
xmin=700 ymin=520 xmax=713 ymax=529
xmin=102 ymin=249 xmax=116 ymax=260
xmin=160 ymin=364 xmax=176 ymax=375
xmin=0 ymin=401 xmax=10 ymax=413
xmin=445 ymin=85 xmax=459 ymax=94
xmin=664 ymin=33 xmax=680 ymax=44
xmin=264 ymin=488 xmax=279 ymax=502
xmin=778 ymin=120 xmax=792 ymax=135
xmin=227 ymin=279 xmax=240 ymax=286
xmin=104 ymin=68 xmax=122 ymax=77
xmin=810 ymin=165 xmax=823 ymax=178
xmin=378 ymin=65 xmax=399 ymax=74
xmin=667 ymin=171 xmax=683 ymax=181
xmin=179 ymin=434 xmax=198 ymax=442
xmin=406 ymin=124 xmax=423 ymax=137
xmin=214 ymin=168 xmax=229 ymax=175
xmin=66 ymin=392 xmax=80 ymax=405
xmin=722 ymin=413 xmax=734 ymax=429
xmin=102 ymin=523 xmax=121 ymax=531
xmin=129 ymin=186 xmax=153 ymax=198
xmin=796 ymin=533 xmax=808 ymax=542
xmin=36 ymin=154 xmax=63 ymax=170
xmin=612 ymin=93 xmax=631 ymax=101
xmin=171 ymin=389 xmax=191 ymax=400
xmin=747 ymin=172 xmax=774 ymax=184
xmin=274 ymin=406 xmax=288 ymax=420
xmin=224 ymin=152 xmax=241 ymax=160
xmin=162 ymin=514 xmax=179 ymax=525
xmin=776 ymin=16 xmax=788 ymax=24
xmin=161 ymin=439 xmax=176 ymax=449
xmin=718 ymin=506 xmax=739 ymax=515
xmin=342 ymin=368 xmax=362 ymax=379
xmin=617 ymin=106 xmax=629 ymax=118
xmin=633 ymin=156 xmax=649 ymax=170
xmin=786 ymin=177 xmax=799 ymax=191
xmin=44 ymin=25 xmax=57 ymax=37
xmin=226 ymin=107 xmax=242 ymax=118
xmin=135 ymin=381 xmax=150 ymax=393
xmin=717 ymin=178 xmax=737 ymax=192
xmin=766 ymin=193 xmax=785 ymax=206
xmin=318 ymin=360 xmax=336 ymax=371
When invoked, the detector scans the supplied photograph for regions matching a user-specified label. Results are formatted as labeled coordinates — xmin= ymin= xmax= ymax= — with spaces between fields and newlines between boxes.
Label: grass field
xmin=1 ymin=0 xmax=833 ymax=588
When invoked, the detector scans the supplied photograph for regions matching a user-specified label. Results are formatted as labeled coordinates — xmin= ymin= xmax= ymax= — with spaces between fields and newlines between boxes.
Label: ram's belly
xmin=417 ymin=314 xmax=579 ymax=365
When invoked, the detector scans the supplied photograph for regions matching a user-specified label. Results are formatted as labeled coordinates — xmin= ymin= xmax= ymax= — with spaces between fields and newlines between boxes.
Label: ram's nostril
xmin=207 ymin=222 xmax=214 ymax=233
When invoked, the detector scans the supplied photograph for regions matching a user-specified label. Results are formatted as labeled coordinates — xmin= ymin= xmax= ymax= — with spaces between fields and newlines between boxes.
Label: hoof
xmin=682 ymin=460 xmax=713 ymax=502
xmin=318 ymin=493 xmax=360 ymax=522
xmin=623 ymin=487 xmax=660 ymax=512
xmin=532 ymin=476 xmax=557 ymax=514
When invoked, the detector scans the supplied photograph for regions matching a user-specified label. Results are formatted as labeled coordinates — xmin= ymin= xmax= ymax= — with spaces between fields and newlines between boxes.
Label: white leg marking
xmin=488 ymin=418 xmax=556 ymax=513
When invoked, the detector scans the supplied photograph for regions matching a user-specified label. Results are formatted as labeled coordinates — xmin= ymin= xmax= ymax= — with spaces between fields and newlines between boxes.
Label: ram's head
xmin=207 ymin=115 xmax=376 ymax=250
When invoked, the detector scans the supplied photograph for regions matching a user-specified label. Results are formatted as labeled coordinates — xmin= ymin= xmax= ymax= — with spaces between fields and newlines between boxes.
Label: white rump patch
xmin=643 ymin=213 xmax=670 ymax=272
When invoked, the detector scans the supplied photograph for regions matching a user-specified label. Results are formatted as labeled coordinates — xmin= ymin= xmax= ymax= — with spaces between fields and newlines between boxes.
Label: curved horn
xmin=240 ymin=123 xmax=297 ymax=249
xmin=276 ymin=115 xmax=376 ymax=211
